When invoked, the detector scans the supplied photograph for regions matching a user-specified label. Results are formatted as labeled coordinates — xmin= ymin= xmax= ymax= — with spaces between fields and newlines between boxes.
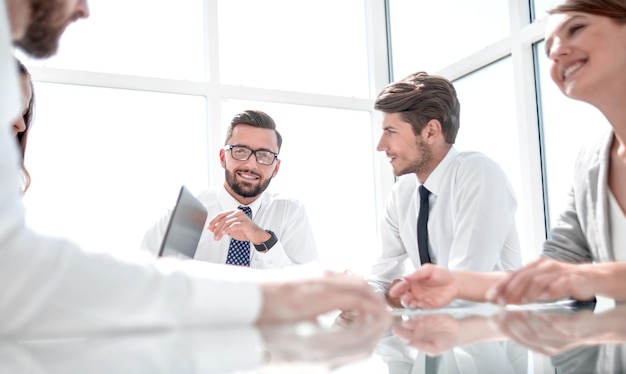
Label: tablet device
xmin=158 ymin=185 xmax=208 ymax=259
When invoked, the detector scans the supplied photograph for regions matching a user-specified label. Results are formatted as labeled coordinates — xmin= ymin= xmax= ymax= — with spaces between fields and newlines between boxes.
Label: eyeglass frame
xmin=223 ymin=145 xmax=279 ymax=165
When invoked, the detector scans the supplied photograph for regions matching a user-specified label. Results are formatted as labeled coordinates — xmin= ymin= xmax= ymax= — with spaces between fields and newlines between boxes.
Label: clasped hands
xmin=388 ymin=258 xmax=596 ymax=309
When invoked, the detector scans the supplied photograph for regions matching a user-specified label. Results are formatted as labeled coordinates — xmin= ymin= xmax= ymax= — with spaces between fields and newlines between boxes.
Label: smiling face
xmin=220 ymin=124 xmax=281 ymax=204
xmin=545 ymin=11 xmax=626 ymax=105
xmin=376 ymin=112 xmax=433 ymax=179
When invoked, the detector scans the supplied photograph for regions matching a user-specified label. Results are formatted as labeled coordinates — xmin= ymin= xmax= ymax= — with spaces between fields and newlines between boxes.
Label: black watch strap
xmin=254 ymin=230 xmax=278 ymax=252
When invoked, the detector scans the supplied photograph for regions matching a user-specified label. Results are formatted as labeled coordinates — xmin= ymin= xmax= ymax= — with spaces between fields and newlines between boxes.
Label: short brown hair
xmin=225 ymin=109 xmax=282 ymax=151
xmin=374 ymin=72 xmax=460 ymax=144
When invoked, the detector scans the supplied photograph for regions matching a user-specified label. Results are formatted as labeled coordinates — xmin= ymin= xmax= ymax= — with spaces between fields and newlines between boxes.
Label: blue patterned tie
xmin=225 ymin=206 xmax=252 ymax=266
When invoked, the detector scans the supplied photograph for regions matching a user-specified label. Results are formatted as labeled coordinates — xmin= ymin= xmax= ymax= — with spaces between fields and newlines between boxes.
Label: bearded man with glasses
xmin=142 ymin=109 xmax=320 ymax=269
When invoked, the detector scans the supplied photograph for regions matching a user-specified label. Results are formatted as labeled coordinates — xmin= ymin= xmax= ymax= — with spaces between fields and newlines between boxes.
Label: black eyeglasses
xmin=224 ymin=145 xmax=279 ymax=165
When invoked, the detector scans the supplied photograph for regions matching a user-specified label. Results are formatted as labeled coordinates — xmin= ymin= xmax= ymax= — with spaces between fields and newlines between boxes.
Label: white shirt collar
xmin=217 ymin=184 xmax=265 ymax=217
xmin=422 ymin=146 xmax=458 ymax=196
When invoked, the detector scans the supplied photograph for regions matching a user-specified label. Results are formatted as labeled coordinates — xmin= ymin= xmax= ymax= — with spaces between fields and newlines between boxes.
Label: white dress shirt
xmin=141 ymin=185 xmax=319 ymax=268
xmin=0 ymin=0 xmax=261 ymax=337
xmin=609 ymin=190 xmax=626 ymax=261
xmin=368 ymin=147 xmax=522 ymax=293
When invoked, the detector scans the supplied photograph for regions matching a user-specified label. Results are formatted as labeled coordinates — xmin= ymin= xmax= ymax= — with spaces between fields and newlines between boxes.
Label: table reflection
xmin=491 ymin=302 xmax=626 ymax=374
xmin=551 ymin=344 xmax=626 ymax=374
xmin=0 ymin=317 xmax=389 ymax=374
xmin=375 ymin=332 xmax=527 ymax=374
xmin=2 ymin=302 xmax=626 ymax=373
xmin=490 ymin=302 xmax=626 ymax=355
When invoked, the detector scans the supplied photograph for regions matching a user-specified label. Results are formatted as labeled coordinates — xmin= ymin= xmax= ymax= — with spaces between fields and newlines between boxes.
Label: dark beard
xmin=395 ymin=137 xmax=433 ymax=177
xmin=410 ymin=138 xmax=433 ymax=176
xmin=225 ymin=169 xmax=272 ymax=199
xmin=15 ymin=0 xmax=65 ymax=58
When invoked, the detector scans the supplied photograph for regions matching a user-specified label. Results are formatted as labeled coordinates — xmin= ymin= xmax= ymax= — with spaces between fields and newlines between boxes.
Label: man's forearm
xmin=454 ymin=271 xmax=508 ymax=302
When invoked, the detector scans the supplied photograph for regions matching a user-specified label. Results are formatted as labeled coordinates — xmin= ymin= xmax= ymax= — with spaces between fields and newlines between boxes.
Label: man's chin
xmin=238 ymin=190 xmax=261 ymax=199
xmin=392 ymin=169 xmax=409 ymax=177
xmin=232 ymin=184 xmax=262 ymax=199
xmin=15 ymin=40 xmax=59 ymax=59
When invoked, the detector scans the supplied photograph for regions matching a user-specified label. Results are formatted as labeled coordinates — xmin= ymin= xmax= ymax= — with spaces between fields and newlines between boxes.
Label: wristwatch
xmin=254 ymin=230 xmax=278 ymax=252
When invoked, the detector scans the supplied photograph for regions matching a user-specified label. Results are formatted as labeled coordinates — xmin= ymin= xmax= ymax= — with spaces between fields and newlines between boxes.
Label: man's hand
xmin=388 ymin=264 xmax=459 ymax=309
xmin=385 ymin=279 xmax=404 ymax=308
xmin=208 ymin=209 xmax=270 ymax=244
xmin=257 ymin=268 xmax=390 ymax=325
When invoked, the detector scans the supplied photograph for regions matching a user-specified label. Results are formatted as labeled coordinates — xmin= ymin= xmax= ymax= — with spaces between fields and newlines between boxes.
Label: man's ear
xmin=271 ymin=159 xmax=281 ymax=178
xmin=219 ymin=148 xmax=226 ymax=168
xmin=421 ymin=119 xmax=442 ymax=144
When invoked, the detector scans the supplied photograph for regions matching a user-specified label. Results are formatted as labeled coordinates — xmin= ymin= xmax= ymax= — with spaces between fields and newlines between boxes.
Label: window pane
xmin=222 ymin=100 xmax=379 ymax=273
xmin=23 ymin=84 xmax=209 ymax=253
xmin=534 ymin=41 xmax=609 ymax=229
xmin=453 ymin=58 xmax=531 ymax=262
xmin=388 ymin=0 xmax=510 ymax=79
xmin=22 ymin=0 xmax=207 ymax=81
xmin=217 ymin=0 xmax=370 ymax=98
xmin=532 ymin=0 xmax=553 ymax=21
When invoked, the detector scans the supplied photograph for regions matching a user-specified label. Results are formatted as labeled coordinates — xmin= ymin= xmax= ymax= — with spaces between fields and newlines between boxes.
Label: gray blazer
xmin=543 ymin=130 xmax=614 ymax=263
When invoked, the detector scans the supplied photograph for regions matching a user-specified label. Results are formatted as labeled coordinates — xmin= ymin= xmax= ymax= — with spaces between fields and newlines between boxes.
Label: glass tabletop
xmin=3 ymin=300 xmax=624 ymax=373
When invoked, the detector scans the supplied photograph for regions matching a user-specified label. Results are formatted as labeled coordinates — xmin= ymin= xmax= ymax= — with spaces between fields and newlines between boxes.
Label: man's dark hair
xmin=225 ymin=109 xmax=282 ymax=151
xmin=375 ymin=72 xmax=460 ymax=144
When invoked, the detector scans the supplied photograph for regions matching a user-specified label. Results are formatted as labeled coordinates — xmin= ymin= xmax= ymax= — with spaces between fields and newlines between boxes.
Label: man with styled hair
xmin=366 ymin=71 xmax=522 ymax=309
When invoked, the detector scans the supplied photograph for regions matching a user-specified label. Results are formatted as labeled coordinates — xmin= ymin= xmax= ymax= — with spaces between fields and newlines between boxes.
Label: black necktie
xmin=225 ymin=206 xmax=252 ymax=266
xmin=418 ymin=185 xmax=432 ymax=264
xmin=425 ymin=354 xmax=441 ymax=373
